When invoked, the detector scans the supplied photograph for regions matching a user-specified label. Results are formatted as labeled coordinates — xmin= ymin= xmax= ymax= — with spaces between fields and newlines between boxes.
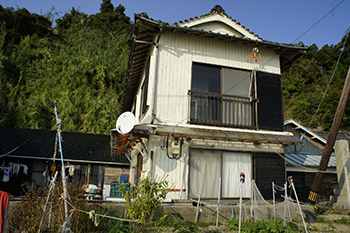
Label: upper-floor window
xmin=191 ymin=63 xmax=251 ymax=97
xmin=140 ymin=58 xmax=150 ymax=118
xmin=189 ymin=63 xmax=257 ymax=129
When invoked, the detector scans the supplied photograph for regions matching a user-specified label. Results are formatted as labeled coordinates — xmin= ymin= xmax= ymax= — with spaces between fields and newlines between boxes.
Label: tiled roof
xmin=313 ymin=131 xmax=350 ymax=142
xmin=0 ymin=127 xmax=129 ymax=165
xmin=174 ymin=5 xmax=262 ymax=40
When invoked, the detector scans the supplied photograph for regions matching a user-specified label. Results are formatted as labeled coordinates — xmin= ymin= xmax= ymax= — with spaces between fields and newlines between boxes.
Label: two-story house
xmin=112 ymin=6 xmax=307 ymax=200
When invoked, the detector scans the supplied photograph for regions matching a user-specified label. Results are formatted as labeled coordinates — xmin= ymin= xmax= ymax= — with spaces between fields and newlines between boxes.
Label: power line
xmin=300 ymin=27 xmax=350 ymax=142
xmin=219 ymin=0 xmax=346 ymax=97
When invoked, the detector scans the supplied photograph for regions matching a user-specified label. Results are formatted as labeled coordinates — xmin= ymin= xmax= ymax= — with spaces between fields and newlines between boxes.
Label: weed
xmin=313 ymin=204 xmax=330 ymax=216
xmin=334 ymin=216 xmax=349 ymax=225
xmin=108 ymin=220 xmax=130 ymax=233
xmin=317 ymin=216 xmax=325 ymax=223
xmin=227 ymin=218 xmax=301 ymax=232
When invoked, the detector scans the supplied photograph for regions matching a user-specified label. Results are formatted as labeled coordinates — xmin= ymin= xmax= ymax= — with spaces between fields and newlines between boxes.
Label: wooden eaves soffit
xmin=111 ymin=124 xmax=303 ymax=158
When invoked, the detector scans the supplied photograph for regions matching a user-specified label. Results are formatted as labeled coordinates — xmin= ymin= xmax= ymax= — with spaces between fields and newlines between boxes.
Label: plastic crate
xmin=110 ymin=182 xmax=130 ymax=198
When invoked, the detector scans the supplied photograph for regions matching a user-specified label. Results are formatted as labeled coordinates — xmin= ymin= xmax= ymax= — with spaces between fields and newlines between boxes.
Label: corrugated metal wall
xmin=151 ymin=31 xmax=281 ymax=124
xmin=284 ymin=124 xmax=324 ymax=154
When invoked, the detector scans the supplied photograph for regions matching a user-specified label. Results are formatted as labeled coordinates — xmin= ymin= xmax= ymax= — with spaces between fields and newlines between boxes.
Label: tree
xmin=0 ymin=5 xmax=52 ymax=46
xmin=100 ymin=0 xmax=114 ymax=13
xmin=0 ymin=4 xmax=132 ymax=134
xmin=282 ymin=31 xmax=350 ymax=130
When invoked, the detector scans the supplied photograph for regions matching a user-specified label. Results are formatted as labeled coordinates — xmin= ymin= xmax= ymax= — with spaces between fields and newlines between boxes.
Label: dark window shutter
xmin=256 ymin=71 xmax=284 ymax=131
xmin=254 ymin=153 xmax=286 ymax=200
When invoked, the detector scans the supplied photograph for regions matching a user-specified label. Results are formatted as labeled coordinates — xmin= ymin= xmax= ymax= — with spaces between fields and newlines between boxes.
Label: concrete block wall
xmin=331 ymin=140 xmax=350 ymax=209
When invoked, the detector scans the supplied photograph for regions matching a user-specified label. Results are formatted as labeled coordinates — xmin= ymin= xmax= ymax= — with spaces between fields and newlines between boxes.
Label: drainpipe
xmin=151 ymin=23 xmax=165 ymax=124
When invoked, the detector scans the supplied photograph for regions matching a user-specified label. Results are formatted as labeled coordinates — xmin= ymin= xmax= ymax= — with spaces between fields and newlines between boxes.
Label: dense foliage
xmin=0 ymin=0 xmax=132 ymax=134
xmin=282 ymin=32 xmax=350 ymax=130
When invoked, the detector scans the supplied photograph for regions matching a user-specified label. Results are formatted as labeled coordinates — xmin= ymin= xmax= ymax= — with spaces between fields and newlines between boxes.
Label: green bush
xmin=121 ymin=174 xmax=173 ymax=232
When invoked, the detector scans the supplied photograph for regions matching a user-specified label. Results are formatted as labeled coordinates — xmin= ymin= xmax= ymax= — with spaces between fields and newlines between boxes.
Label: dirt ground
xmin=309 ymin=211 xmax=350 ymax=233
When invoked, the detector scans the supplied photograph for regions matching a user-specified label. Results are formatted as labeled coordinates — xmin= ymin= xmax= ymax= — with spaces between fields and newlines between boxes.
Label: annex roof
xmin=283 ymin=119 xmax=345 ymax=170
xmin=0 ymin=127 xmax=129 ymax=165
xmin=284 ymin=119 xmax=327 ymax=144
xmin=286 ymin=153 xmax=336 ymax=167
xmin=121 ymin=6 xmax=308 ymax=112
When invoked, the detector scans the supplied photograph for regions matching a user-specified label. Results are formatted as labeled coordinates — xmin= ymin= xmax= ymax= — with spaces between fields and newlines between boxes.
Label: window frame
xmin=190 ymin=63 xmax=257 ymax=128
xmin=188 ymin=148 xmax=252 ymax=199
xmin=140 ymin=58 xmax=150 ymax=119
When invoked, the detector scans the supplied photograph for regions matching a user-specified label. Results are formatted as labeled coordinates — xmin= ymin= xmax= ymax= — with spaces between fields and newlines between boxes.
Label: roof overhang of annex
xmin=111 ymin=123 xmax=303 ymax=157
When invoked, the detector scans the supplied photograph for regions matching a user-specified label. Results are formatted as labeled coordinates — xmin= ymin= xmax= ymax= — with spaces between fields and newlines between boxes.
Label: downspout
xmin=151 ymin=23 xmax=165 ymax=124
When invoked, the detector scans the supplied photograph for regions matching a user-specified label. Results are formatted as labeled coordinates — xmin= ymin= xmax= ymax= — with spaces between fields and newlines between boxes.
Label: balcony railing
xmin=188 ymin=90 xmax=258 ymax=129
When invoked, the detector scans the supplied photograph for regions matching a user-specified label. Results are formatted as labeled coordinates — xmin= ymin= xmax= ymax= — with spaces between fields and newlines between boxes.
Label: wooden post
xmin=87 ymin=164 xmax=91 ymax=184
xmin=195 ymin=177 xmax=203 ymax=222
xmin=216 ymin=177 xmax=221 ymax=231
xmin=309 ymin=66 xmax=350 ymax=203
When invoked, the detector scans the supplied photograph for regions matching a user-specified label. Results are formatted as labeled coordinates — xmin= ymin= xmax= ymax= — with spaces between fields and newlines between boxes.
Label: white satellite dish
xmin=116 ymin=111 xmax=135 ymax=135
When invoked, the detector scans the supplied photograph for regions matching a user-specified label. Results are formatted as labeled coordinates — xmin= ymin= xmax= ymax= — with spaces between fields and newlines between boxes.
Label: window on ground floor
xmin=189 ymin=149 xmax=252 ymax=199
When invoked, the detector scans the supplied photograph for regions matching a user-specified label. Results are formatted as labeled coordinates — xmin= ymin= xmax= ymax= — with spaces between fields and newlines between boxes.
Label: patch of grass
xmin=333 ymin=216 xmax=349 ymax=225
xmin=147 ymin=212 xmax=217 ymax=233
xmin=226 ymin=218 xmax=301 ymax=232
xmin=317 ymin=216 xmax=325 ymax=223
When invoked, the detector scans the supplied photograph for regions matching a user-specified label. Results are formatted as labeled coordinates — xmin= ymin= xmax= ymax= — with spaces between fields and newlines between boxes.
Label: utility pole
xmin=54 ymin=101 xmax=71 ymax=233
xmin=308 ymin=66 xmax=350 ymax=203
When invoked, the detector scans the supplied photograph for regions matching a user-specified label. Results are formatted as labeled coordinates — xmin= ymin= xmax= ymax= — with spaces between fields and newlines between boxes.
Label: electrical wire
xmin=205 ymin=0 xmax=346 ymax=109
xmin=299 ymin=27 xmax=350 ymax=142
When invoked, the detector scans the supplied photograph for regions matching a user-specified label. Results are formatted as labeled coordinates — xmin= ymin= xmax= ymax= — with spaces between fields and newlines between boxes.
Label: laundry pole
xmin=54 ymin=101 xmax=71 ymax=233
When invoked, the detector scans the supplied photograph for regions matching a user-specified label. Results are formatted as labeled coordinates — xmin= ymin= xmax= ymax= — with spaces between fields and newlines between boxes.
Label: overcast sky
xmin=2 ymin=0 xmax=350 ymax=48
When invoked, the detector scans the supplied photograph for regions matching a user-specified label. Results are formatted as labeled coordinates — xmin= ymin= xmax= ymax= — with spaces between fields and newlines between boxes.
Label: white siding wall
xmin=150 ymin=31 xmax=280 ymax=124
xmin=148 ymin=135 xmax=189 ymax=199
xmin=139 ymin=135 xmax=283 ymax=200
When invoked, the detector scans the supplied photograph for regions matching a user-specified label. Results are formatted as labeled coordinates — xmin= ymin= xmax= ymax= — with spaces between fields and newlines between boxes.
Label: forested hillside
xmin=282 ymin=33 xmax=350 ymax=131
xmin=0 ymin=1 xmax=132 ymax=134
xmin=0 ymin=1 xmax=349 ymax=134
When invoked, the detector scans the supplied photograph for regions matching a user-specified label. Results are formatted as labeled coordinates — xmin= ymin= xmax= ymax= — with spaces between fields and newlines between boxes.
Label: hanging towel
xmin=23 ymin=165 xmax=28 ymax=175
xmin=50 ymin=165 xmax=56 ymax=177
xmin=2 ymin=170 xmax=9 ymax=183
xmin=0 ymin=190 xmax=10 ymax=233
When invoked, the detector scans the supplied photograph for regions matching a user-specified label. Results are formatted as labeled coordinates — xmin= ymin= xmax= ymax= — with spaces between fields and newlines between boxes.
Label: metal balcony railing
xmin=188 ymin=90 xmax=258 ymax=129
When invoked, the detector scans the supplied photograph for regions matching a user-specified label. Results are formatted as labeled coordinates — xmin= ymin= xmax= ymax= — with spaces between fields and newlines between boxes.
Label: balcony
xmin=188 ymin=90 xmax=258 ymax=129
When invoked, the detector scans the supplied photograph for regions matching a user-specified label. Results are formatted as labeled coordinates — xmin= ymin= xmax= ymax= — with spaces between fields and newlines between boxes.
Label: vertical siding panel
xmin=155 ymin=31 xmax=281 ymax=124
xmin=150 ymin=136 xmax=189 ymax=199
